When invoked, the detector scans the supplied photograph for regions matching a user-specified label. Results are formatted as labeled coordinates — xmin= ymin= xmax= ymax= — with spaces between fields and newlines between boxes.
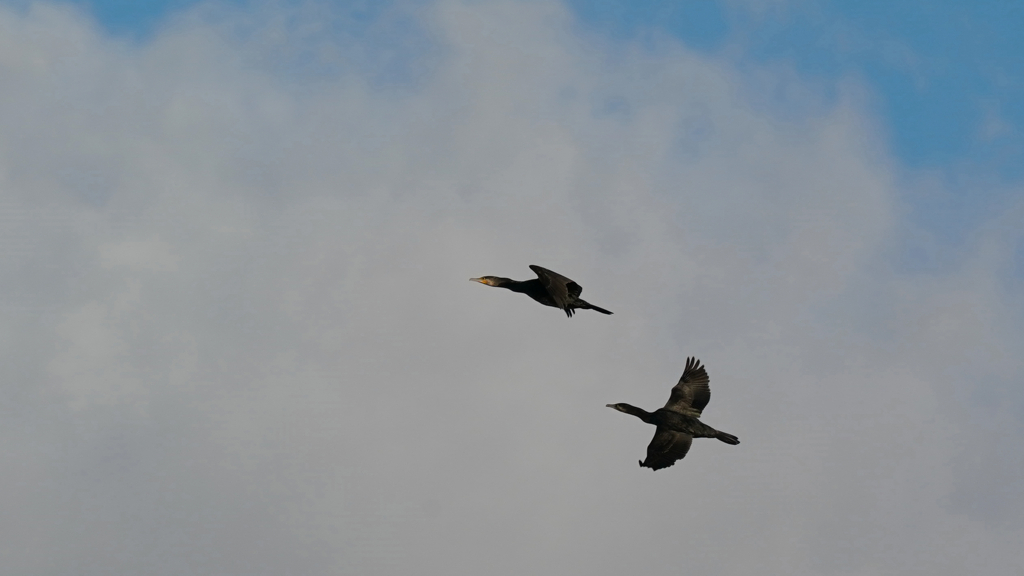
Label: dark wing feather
xmin=529 ymin=265 xmax=580 ymax=308
xmin=663 ymin=356 xmax=711 ymax=416
xmin=640 ymin=428 xmax=692 ymax=470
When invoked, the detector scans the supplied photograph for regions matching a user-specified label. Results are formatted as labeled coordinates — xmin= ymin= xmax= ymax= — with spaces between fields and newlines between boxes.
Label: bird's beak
xmin=469 ymin=278 xmax=490 ymax=285
xmin=605 ymin=404 xmax=616 ymax=409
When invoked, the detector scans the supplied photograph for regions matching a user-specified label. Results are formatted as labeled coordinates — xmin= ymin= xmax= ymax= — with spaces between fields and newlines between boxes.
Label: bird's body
xmin=618 ymin=406 xmax=733 ymax=440
xmin=470 ymin=265 xmax=612 ymax=317
xmin=607 ymin=357 xmax=738 ymax=470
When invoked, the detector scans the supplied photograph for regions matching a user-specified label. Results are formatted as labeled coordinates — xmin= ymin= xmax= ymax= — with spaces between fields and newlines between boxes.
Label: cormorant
xmin=470 ymin=265 xmax=612 ymax=318
xmin=607 ymin=357 xmax=738 ymax=470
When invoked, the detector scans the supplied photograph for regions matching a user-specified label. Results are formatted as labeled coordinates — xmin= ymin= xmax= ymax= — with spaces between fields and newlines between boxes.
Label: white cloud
xmin=99 ymin=237 xmax=180 ymax=271
xmin=0 ymin=1 xmax=1022 ymax=575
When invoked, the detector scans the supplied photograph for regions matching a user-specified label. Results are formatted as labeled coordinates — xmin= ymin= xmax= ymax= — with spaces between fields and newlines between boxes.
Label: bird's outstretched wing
xmin=641 ymin=428 xmax=692 ymax=470
xmin=529 ymin=265 xmax=582 ymax=309
xmin=663 ymin=356 xmax=711 ymax=416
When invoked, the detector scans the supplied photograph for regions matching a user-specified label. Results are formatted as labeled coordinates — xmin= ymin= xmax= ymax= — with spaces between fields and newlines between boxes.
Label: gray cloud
xmin=1 ymin=1 xmax=1022 ymax=575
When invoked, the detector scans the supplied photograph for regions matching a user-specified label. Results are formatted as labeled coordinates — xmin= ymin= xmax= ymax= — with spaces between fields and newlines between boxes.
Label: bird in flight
xmin=470 ymin=265 xmax=612 ymax=318
xmin=607 ymin=357 xmax=739 ymax=470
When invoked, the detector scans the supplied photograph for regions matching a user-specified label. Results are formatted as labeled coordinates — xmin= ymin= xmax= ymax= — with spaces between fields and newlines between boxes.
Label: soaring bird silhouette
xmin=470 ymin=265 xmax=612 ymax=318
xmin=607 ymin=357 xmax=738 ymax=470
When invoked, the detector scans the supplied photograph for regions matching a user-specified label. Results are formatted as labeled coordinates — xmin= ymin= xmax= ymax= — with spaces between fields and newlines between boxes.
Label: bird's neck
xmin=498 ymin=279 xmax=529 ymax=292
xmin=618 ymin=404 xmax=656 ymax=424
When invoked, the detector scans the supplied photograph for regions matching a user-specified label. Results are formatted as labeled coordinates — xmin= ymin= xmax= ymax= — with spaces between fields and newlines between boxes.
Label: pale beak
xmin=469 ymin=278 xmax=489 ymax=285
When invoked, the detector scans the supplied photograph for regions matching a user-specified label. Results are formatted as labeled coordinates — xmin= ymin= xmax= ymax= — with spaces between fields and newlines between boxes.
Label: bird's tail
xmin=578 ymin=299 xmax=613 ymax=315
xmin=715 ymin=431 xmax=740 ymax=445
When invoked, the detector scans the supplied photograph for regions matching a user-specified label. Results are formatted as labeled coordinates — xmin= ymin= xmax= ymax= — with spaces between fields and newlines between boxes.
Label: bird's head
xmin=469 ymin=276 xmax=509 ymax=287
xmin=606 ymin=403 xmax=651 ymax=422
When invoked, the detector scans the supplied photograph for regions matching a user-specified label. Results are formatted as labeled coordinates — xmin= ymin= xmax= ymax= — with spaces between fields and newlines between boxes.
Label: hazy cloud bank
xmin=0 ymin=1 xmax=1021 ymax=575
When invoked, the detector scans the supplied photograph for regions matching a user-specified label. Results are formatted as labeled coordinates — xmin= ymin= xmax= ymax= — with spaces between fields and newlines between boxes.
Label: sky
xmin=0 ymin=1 xmax=1021 ymax=575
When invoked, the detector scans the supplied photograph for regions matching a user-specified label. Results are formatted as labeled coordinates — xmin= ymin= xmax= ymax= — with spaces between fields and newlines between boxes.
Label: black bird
xmin=470 ymin=265 xmax=612 ymax=318
xmin=607 ymin=357 xmax=738 ymax=470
